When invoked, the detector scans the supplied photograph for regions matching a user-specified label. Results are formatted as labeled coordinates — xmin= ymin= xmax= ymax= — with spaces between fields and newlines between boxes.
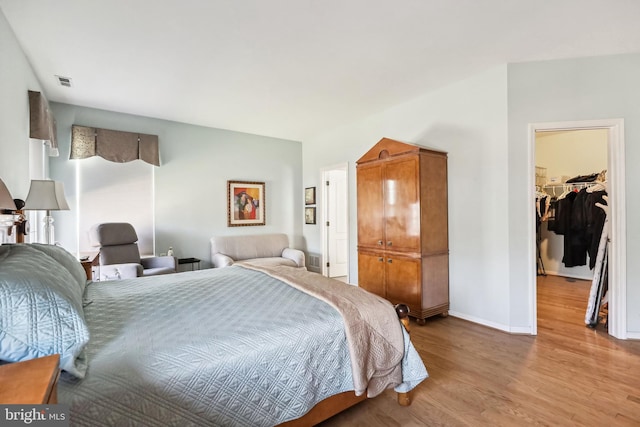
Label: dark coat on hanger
xmin=559 ymin=188 xmax=608 ymax=269
xmin=562 ymin=190 xmax=588 ymax=268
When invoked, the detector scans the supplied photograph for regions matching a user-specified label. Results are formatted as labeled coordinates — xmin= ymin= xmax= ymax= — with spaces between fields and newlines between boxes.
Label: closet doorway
xmin=528 ymin=119 xmax=626 ymax=339
xmin=536 ymin=129 xmax=607 ymax=280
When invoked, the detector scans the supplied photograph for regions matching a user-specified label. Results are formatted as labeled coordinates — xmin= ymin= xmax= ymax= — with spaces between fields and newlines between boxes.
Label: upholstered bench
xmin=210 ymin=233 xmax=305 ymax=269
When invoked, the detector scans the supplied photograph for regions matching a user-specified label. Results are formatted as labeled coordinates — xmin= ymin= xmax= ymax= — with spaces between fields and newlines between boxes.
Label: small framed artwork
xmin=305 ymin=207 xmax=316 ymax=225
xmin=227 ymin=180 xmax=266 ymax=227
xmin=305 ymin=187 xmax=316 ymax=205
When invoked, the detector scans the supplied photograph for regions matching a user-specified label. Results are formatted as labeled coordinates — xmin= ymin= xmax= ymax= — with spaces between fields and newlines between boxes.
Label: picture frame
xmin=305 ymin=206 xmax=316 ymax=225
xmin=227 ymin=180 xmax=265 ymax=227
xmin=305 ymin=187 xmax=316 ymax=205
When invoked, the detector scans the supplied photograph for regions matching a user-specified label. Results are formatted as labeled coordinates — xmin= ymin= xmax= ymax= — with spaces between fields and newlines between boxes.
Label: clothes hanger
xmin=558 ymin=184 xmax=571 ymax=199
xmin=587 ymin=180 xmax=607 ymax=193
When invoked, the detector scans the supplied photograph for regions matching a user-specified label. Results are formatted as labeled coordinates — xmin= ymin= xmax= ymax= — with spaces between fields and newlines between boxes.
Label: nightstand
xmin=79 ymin=252 xmax=99 ymax=281
xmin=0 ymin=354 xmax=60 ymax=404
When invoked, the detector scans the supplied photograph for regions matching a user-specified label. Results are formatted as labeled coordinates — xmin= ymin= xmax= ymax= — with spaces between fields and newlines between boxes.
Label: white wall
xmin=536 ymin=129 xmax=608 ymax=279
xmin=303 ymin=66 xmax=512 ymax=329
xmin=49 ymin=103 xmax=303 ymax=267
xmin=0 ymin=10 xmax=46 ymax=198
xmin=508 ymin=53 xmax=640 ymax=334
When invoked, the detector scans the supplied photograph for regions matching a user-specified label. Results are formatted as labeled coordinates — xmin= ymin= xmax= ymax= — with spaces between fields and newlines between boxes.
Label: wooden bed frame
xmin=278 ymin=304 xmax=413 ymax=426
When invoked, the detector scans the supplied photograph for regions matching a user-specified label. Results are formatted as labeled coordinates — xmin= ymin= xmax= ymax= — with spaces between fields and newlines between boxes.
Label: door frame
xmin=527 ymin=118 xmax=626 ymax=338
xmin=320 ymin=163 xmax=349 ymax=280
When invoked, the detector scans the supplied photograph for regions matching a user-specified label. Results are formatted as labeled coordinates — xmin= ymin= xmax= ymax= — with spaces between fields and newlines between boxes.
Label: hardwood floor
xmin=319 ymin=275 xmax=640 ymax=426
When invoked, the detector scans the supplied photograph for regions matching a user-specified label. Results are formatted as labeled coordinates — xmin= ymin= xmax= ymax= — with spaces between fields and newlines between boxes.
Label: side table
xmin=79 ymin=253 xmax=99 ymax=281
xmin=0 ymin=354 xmax=60 ymax=404
xmin=178 ymin=257 xmax=201 ymax=271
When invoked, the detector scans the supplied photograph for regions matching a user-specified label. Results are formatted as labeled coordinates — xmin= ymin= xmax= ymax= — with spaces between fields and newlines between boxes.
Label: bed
xmin=0 ymin=243 xmax=428 ymax=426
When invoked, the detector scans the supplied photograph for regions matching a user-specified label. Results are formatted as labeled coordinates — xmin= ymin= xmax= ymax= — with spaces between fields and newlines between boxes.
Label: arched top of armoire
xmin=356 ymin=137 xmax=446 ymax=165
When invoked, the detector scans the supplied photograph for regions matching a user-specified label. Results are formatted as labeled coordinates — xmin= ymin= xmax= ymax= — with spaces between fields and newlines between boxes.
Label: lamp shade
xmin=0 ymin=179 xmax=17 ymax=211
xmin=23 ymin=180 xmax=70 ymax=211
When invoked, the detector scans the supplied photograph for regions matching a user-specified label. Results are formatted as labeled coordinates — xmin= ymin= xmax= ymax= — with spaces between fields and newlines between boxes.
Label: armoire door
xmin=383 ymin=156 xmax=420 ymax=252
xmin=357 ymin=251 xmax=386 ymax=297
xmin=356 ymin=163 xmax=385 ymax=249
xmin=383 ymin=254 xmax=421 ymax=311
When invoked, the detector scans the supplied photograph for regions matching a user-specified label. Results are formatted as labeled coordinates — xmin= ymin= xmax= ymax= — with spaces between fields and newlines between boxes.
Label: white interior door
xmin=323 ymin=165 xmax=348 ymax=278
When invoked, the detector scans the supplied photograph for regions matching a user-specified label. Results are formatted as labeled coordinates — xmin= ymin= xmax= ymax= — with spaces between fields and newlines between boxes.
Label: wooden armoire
xmin=356 ymin=138 xmax=449 ymax=324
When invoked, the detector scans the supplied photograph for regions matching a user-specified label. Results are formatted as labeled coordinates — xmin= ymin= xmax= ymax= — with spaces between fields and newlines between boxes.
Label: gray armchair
xmin=88 ymin=222 xmax=177 ymax=281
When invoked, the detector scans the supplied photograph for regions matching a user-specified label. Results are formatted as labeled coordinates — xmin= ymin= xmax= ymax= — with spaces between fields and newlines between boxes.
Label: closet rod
xmin=542 ymin=182 xmax=601 ymax=190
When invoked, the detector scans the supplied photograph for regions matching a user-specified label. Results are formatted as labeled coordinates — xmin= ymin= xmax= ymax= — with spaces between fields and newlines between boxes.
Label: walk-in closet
xmin=535 ymin=129 xmax=609 ymax=332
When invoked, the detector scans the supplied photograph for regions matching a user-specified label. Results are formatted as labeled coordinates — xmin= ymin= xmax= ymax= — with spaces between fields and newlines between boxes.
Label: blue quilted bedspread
xmin=58 ymin=266 xmax=426 ymax=426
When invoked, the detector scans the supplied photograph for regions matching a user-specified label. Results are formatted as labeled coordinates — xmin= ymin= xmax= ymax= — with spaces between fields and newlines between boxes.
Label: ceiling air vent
xmin=55 ymin=75 xmax=73 ymax=87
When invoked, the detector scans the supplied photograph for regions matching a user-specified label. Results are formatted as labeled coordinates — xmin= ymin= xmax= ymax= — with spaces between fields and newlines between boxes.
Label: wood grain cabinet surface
xmin=0 ymin=354 xmax=60 ymax=404
xmin=357 ymin=138 xmax=449 ymax=323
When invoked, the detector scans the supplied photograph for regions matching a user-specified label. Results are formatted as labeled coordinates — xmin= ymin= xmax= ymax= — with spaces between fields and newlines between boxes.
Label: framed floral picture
xmin=227 ymin=180 xmax=265 ymax=226
xmin=305 ymin=187 xmax=316 ymax=205
xmin=305 ymin=206 xmax=316 ymax=225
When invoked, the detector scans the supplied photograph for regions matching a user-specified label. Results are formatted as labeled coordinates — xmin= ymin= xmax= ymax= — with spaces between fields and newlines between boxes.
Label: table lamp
xmin=23 ymin=180 xmax=69 ymax=245
xmin=0 ymin=179 xmax=16 ymax=211
xmin=0 ymin=179 xmax=17 ymax=244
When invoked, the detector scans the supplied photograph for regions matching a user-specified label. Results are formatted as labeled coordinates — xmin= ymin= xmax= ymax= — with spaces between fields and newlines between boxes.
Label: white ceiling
xmin=2 ymin=0 xmax=640 ymax=142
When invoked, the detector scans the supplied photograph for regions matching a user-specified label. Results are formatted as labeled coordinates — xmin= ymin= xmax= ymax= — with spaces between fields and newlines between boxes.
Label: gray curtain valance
xmin=28 ymin=90 xmax=59 ymax=156
xmin=70 ymin=125 xmax=160 ymax=166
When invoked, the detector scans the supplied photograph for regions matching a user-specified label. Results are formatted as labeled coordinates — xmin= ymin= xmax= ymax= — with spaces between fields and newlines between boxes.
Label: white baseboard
xmin=448 ymin=311 xmax=533 ymax=335
xmin=626 ymin=331 xmax=640 ymax=340
xmin=449 ymin=311 xmax=640 ymax=340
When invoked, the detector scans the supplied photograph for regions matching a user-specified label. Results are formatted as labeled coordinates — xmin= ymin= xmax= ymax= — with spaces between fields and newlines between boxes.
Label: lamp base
xmin=42 ymin=214 xmax=55 ymax=245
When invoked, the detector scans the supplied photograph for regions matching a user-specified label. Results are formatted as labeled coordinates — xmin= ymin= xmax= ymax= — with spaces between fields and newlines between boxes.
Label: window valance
xmin=70 ymin=125 xmax=160 ymax=166
xmin=28 ymin=90 xmax=59 ymax=156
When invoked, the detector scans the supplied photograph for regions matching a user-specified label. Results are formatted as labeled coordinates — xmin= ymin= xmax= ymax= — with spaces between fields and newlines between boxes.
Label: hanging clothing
xmin=535 ymin=191 xmax=550 ymax=276
xmin=538 ymin=180 xmax=607 ymax=270
xmin=552 ymin=187 xmax=607 ymax=269
xmin=561 ymin=191 xmax=587 ymax=267
xmin=553 ymin=190 xmax=575 ymax=236
xmin=536 ymin=195 xmax=549 ymax=225
xmin=546 ymin=197 xmax=558 ymax=232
